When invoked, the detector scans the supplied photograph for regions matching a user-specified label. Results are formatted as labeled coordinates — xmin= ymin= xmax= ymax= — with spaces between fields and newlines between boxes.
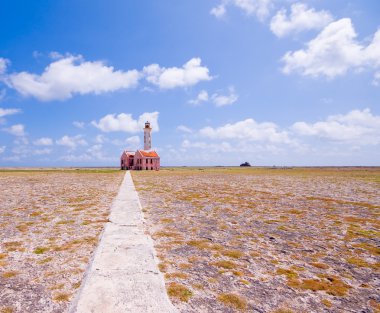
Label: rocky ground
xmin=133 ymin=167 xmax=380 ymax=313
xmin=0 ymin=169 xmax=124 ymax=313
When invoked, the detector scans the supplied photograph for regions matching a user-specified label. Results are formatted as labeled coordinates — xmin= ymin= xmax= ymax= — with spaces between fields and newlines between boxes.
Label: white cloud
xmin=0 ymin=58 xmax=9 ymax=75
xmin=177 ymin=125 xmax=193 ymax=133
xmin=0 ymin=107 xmax=21 ymax=118
xmin=292 ymin=108 xmax=380 ymax=145
xmin=125 ymin=136 xmax=140 ymax=149
xmin=6 ymin=55 xmax=140 ymax=101
xmin=188 ymin=90 xmax=209 ymax=105
xmin=210 ymin=4 xmax=226 ymax=18
xmin=143 ymin=58 xmax=212 ymax=89
xmin=270 ymin=3 xmax=333 ymax=38
xmin=0 ymin=146 xmax=5 ymax=154
xmin=200 ymin=118 xmax=291 ymax=143
xmin=182 ymin=139 xmax=233 ymax=152
xmin=211 ymin=0 xmax=273 ymax=21
xmin=56 ymin=135 xmax=87 ymax=149
xmin=211 ymin=87 xmax=238 ymax=107
xmin=95 ymin=134 xmax=107 ymax=144
xmin=73 ymin=121 xmax=85 ymax=129
xmin=92 ymin=111 xmax=159 ymax=133
xmin=33 ymin=137 xmax=53 ymax=146
xmin=282 ymin=18 xmax=380 ymax=79
xmin=3 ymin=124 xmax=25 ymax=136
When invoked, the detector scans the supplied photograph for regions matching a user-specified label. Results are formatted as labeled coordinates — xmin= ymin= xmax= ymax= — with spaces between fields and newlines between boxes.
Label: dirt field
xmin=133 ymin=167 xmax=380 ymax=313
xmin=0 ymin=169 xmax=124 ymax=313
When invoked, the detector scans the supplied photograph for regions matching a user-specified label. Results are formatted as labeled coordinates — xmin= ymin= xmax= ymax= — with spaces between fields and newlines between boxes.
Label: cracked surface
xmin=0 ymin=169 xmax=123 ymax=313
xmin=133 ymin=167 xmax=380 ymax=313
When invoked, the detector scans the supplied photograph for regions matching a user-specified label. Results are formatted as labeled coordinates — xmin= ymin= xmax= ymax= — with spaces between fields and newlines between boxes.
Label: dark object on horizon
xmin=240 ymin=162 xmax=251 ymax=167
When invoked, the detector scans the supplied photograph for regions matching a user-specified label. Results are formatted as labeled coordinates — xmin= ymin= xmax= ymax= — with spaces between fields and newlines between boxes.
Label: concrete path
xmin=70 ymin=171 xmax=178 ymax=313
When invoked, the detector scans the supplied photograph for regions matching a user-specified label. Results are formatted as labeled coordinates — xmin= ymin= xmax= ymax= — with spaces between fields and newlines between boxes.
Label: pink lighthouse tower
xmin=144 ymin=121 xmax=152 ymax=150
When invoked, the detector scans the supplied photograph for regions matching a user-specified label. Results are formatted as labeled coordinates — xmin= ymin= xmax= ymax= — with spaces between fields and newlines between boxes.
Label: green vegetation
xmin=167 ymin=282 xmax=193 ymax=302
xmin=217 ymin=293 xmax=248 ymax=311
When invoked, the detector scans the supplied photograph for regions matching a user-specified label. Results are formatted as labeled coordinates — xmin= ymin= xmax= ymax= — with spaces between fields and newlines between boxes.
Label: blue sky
xmin=0 ymin=0 xmax=379 ymax=166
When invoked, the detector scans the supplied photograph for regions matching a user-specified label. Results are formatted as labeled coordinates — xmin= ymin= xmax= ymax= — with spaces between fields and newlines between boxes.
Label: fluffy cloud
xmin=3 ymin=124 xmax=25 ymax=136
xmin=270 ymin=3 xmax=333 ymax=38
xmin=177 ymin=125 xmax=193 ymax=133
xmin=282 ymin=18 xmax=380 ymax=79
xmin=0 ymin=146 xmax=5 ymax=154
xmin=188 ymin=90 xmax=209 ymax=105
xmin=200 ymin=118 xmax=291 ymax=143
xmin=33 ymin=137 xmax=53 ymax=146
xmin=92 ymin=111 xmax=159 ymax=133
xmin=210 ymin=0 xmax=273 ymax=21
xmin=0 ymin=107 xmax=21 ymax=117
xmin=6 ymin=55 xmax=140 ymax=101
xmin=56 ymin=135 xmax=87 ymax=149
xmin=0 ymin=58 xmax=8 ymax=75
xmin=211 ymin=87 xmax=238 ymax=107
xmin=210 ymin=4 xmax=226 ymax=18
xmin=143 ymin=58 xmax=212 ymax=89
xmin=188 ymin=87 xmax=238 ymax=107
xmin=73 ymin=121 xmax=85 ymax=129
xmin=292 ymin=108 xmax=380 ymax=145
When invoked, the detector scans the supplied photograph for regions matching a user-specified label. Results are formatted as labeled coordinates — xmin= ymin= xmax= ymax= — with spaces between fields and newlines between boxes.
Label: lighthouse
xmin=144 ymin=121 xmax=152 ymax=150
xmin=120 ymin=120 xmax=160 ymax=170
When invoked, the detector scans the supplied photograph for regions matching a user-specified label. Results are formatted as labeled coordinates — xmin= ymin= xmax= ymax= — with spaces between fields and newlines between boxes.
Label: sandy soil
xmin=133 ymin=167 xmax=380 ymax=313
xmin=0 ymin=169 xmax=124 ymax=313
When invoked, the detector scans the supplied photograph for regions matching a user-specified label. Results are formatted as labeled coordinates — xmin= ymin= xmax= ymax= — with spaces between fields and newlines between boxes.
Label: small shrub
xmin=53 ymin=292 xmax=70 ymax=302
xmin=167 ymin=282 xmax=193 ymax=302
xmin=2 ymin=271 xmax=19 ymax=278
xmin=212 ymin=260 xmax=237 ymax=269
xmin=34 ymin=247 xmax=48 ymax=254
xmin=218 ymin=293 xmax=247 ymax=311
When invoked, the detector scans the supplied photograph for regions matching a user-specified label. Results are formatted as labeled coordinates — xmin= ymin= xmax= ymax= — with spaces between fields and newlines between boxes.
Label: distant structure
xmin=240 ymin=162 xmax=251 ymax=167
xmin=120 ymin=122 xmax=160 ymax=170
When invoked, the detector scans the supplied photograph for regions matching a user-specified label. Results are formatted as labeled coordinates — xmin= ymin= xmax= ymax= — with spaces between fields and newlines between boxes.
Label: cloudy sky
xmin=0 ymin=0 xmax=379 ymax=166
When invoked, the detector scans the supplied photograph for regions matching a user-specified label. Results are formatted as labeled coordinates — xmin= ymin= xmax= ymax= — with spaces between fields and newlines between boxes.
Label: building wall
xmin=121 ymin=151 xmax=160 ymax=170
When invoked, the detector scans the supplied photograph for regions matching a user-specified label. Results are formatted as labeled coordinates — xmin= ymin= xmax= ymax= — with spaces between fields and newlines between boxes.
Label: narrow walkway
xmin=70 ymin=171 xmax=178 ymax=313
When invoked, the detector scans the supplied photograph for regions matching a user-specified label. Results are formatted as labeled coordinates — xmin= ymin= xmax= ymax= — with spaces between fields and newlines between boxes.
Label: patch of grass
xmin=72 ymin=281 xmax=81 ymax=289
xmin=352 ymin=243 xmax=380 ymax=256
xmin=221 ymin=250 xmax=244 ymax=259
xmin=288 ymin=275 xmax=351 ymax=296
xmin=2 ymin=271 xmax=19 ymax=278
xmin=3 ymin=241 xmax=24 ymax=252
xmin=38 ymin=257 xmax=53 ymax=264
xmin=53 ymin=292 xmax=70 ymax=302
xmin=212 ymin=260 xmax=237 ymax=269
xmin=276 ymin=268 xmax=298 ymax=279
xmin=158 ymin=262 xmax=168 ymax=272
xmin=187 ymin=240 xmax=210 ymax=249
xmin=165 ymin=272 xmax=189 ymax=279
xmin=33 ymin=246 xmax=48 ymax=254
xmin=0 ymin=307 xmax=14 ymax=313
xmin=271 ymin=309 xmax=294 ymax=313
xmin=310 ymin=262 xmax=329 ymax=269
xmin=167 ymin=282 xmax=193 ymax=302
xmin=321 ymin=299 xmax=332 ymax=308
xmin=218 ymin=293 xmax=248 ymax=311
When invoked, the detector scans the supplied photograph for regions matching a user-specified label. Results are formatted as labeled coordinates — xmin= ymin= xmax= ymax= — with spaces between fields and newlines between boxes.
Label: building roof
xmin=138 ymin=150 xmax=159 ymax=158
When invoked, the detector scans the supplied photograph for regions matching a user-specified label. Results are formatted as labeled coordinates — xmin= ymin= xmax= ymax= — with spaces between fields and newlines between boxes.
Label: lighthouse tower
xmin=144 ymin=121 xmax=152 ymax=150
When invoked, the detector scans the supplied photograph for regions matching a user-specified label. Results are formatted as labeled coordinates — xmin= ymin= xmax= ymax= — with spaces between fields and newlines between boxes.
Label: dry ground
xmin=133 ymin=167 xmax=380 ymax=313
xmin=0 ymin=169 xmax=124 ymax=313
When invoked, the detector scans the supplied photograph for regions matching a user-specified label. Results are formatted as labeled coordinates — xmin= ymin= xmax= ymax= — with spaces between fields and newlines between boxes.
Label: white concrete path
xmin=70 ymin=171 xmax=178 ymax=313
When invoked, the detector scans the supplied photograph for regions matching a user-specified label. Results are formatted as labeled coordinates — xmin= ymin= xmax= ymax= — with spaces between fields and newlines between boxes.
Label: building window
xmin=146 ymin=159 xmax=148 ymax=164
xmin=150 ymin=159 xmax=153 ymax=164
